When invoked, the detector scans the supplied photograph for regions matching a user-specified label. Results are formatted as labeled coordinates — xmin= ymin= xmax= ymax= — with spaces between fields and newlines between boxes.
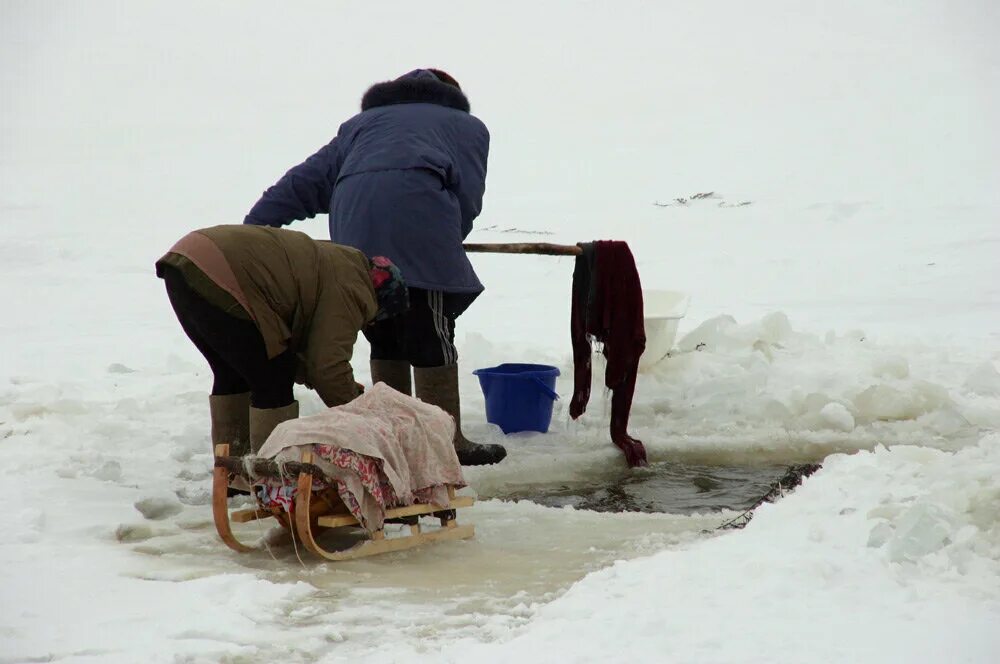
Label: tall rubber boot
xmin=249 ymin=401 xmax=299 ymax=454
xmin=209 ymin=392 xmax=250 ymax=456
xmin=414 ymin=364 xmax=507 ymax=466
xmin=370 ymin=359 xmax=412 ymax=396
xmin=210 ymin=392 xmax=251 ymax=496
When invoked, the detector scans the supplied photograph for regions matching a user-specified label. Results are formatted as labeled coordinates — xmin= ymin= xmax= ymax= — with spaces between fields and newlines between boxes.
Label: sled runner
xmin=211 ymin=444 xmax=475 ymax=560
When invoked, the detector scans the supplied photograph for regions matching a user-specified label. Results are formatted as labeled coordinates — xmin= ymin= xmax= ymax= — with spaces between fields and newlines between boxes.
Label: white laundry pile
xmin=254 ymin=383 xmax=466 ymax=531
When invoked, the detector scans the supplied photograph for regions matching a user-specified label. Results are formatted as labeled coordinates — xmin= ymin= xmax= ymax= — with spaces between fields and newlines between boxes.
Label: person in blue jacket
xmin=244 ymin=68 xmax=505 ymax=466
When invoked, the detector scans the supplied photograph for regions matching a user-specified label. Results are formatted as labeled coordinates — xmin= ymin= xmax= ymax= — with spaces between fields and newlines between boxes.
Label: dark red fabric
xmin=570 ymin=241 xmax=647 ymax=467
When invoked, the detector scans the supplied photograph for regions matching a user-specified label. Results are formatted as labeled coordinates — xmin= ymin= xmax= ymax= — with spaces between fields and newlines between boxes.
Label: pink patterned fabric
xmin=320 ymin=445 xmax=397 ymax=507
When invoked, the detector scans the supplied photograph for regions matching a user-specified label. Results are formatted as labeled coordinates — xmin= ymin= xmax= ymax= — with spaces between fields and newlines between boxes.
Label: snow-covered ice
xmin=2 ymin=1 xmax=998 ymax=662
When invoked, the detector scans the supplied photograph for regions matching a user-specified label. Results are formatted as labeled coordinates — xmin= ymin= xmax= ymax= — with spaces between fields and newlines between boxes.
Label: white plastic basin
xmin=640 ymin=289 xmax=690 ymax=370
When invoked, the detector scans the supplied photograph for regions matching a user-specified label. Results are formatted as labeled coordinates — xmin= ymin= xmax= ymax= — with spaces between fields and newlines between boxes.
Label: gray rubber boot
xmin=414 ymin=364 xmax=507 ymax=466
xmin=209 ymin=392 xmax=250 ymax=456
xmin=249 ymin=401 xmax=299 ymax=454
xmin=370 ymin=359 xmax=412 ymax=396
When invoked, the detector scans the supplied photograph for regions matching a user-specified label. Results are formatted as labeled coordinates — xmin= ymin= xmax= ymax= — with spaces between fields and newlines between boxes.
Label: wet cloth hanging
xmin=570 ymin=241 xmax=648 ymax=467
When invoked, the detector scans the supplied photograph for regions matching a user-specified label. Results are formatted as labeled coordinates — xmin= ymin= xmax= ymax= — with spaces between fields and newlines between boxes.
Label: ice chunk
xmin=761 ymin=399 xmax=793 ymax=423
xmin=751 ymin=339 xmax=774 ymax=361
xmin=134 ymin=495 xmax=183 ymax=520
xmin=115 ymin=523 xmax=155 ymax=542
xmin=758 ymin=311 xmax=793 ymax=344
xmin=854 ymin=385 xmax=911 ymax=421
xmin=844 ymin=329 xmax=867 ymax=342
xmin=887 ymin=502 xmax=953 ymax=562
xmin=819 ymin=402 xmax=855 ymax=432
xmin=964 ymin=362 xmax=1000 ymax=396
xmin=867 ymin=521 xmax=894 ymax=548
xmin=918 ymin=406 xmax=969 ymax=436
xmin=676 ymin=315 xmax=737 ymax=352
xmin=803 ymin=392 xmax=832 ymax=414
xmin=853 ymin=381 xmax=951 ymax=422
xmin=10 ymin=402 xmax=49 ymax=420
xmin=873 ymin=354 xmax=910 ymax=379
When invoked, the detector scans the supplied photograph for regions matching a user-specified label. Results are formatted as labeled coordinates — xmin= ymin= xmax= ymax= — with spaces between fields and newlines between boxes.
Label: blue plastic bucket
xmin=472 ymin=363 xmax=560 ymax=434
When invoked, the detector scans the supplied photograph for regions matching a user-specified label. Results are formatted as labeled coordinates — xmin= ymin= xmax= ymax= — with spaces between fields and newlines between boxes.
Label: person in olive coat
xmin=156 ymin=224 xmax=407 ymax=455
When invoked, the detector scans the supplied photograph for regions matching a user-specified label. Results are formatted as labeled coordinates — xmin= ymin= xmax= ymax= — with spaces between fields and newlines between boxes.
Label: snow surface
xmin=2 ymin=1 xmax=998 ymax=662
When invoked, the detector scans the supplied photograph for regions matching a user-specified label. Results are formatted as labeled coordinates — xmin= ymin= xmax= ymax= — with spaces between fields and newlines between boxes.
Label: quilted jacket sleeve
xmin=244 ymin=139 xmax=341 ymax=227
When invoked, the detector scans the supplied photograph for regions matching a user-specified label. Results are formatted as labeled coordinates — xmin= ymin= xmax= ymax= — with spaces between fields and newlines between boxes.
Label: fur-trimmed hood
xmin=361 ymin=69 xmax=470 ymax=113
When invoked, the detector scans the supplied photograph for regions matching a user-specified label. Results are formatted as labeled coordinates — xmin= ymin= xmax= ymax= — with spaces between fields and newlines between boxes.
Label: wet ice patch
xmin=12 ymin=508 xmax=45 ymax=543
xmin=115 ymin=523 xmax=155 ymax=543
xmin=175 ymin=485 xmax=212 ymax=506
xmin=88 ymin=459 xmax=122 ymax=482
xmin=9 ymin=402 xmax=53 ymax=421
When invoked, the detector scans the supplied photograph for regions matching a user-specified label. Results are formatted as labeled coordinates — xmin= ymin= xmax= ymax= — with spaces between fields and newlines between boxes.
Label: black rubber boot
xmin=370 ymin=359 xmax=412 ymax=396
xmin=414 ymin=364 xmax=507 ymax=466
xmin=209 ymin=392 xmax=250 ymax=456
xmin=249 ymin=401 xmax=299 ymax=454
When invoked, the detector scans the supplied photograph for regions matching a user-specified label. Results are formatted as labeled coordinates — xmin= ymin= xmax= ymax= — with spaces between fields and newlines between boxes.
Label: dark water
xmin=502 ymin=461 xmax=791 ymax=515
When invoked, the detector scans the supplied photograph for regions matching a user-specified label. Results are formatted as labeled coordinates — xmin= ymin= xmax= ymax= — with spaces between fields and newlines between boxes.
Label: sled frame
xmin=211 ymin=444 xmax=475 ymax=559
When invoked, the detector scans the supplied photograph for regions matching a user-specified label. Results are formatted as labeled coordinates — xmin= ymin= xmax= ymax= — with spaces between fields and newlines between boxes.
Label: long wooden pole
xmin=463 ymin=242 xmax=582 ymax=256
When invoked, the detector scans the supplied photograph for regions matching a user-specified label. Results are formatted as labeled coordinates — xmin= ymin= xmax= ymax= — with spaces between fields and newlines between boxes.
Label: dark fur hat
xmin=361 ymin=69 xmax=470 ymax=113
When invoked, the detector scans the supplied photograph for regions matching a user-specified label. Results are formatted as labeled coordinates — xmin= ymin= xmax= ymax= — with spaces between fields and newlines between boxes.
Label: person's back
xmin=243 ymin=68 xmax=506 ymax=466
xmin=331 ymin=104 xmax=486 ymax=294
xmin=245 ymin=69 xmax=488 ymax=296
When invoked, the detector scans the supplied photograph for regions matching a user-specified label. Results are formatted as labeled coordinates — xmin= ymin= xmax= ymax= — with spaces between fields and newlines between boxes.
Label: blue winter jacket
xmin=244 ymin=70 xmax=489 ymax=295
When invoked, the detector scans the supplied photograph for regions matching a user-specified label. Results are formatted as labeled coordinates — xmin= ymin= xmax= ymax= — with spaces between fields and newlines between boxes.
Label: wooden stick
xmin=214 ymin=456 xmax=331 ymax=483
xmin=463 ymin=242 xmax=582 ymax=256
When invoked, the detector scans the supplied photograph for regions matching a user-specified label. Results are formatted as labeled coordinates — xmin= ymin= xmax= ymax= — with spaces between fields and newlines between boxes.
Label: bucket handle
xmin=532 ymin=377 xmax=559 ymax=401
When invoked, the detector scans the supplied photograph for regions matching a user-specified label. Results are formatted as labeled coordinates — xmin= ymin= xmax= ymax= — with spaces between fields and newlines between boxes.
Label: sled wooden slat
xmin=230 ymin=508 xmax=275 ymax=523
xmin=316 ymin=495 xmax=475 ymax=529
xmin=211 ymin=446 xmax=476 ymax=560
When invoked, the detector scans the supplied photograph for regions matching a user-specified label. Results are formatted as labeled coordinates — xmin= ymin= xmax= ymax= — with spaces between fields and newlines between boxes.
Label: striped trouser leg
xmin=424 ymin=290 xmax=458 ymax=366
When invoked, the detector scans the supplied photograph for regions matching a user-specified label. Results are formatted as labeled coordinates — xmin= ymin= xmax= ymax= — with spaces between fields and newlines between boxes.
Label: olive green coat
xmin=157 ymin=225 xmax=376 ymax=407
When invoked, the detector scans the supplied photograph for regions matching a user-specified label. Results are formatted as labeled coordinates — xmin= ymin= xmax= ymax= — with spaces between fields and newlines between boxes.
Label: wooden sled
xmin=212 ymin=444 xmax=475 ymax=560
